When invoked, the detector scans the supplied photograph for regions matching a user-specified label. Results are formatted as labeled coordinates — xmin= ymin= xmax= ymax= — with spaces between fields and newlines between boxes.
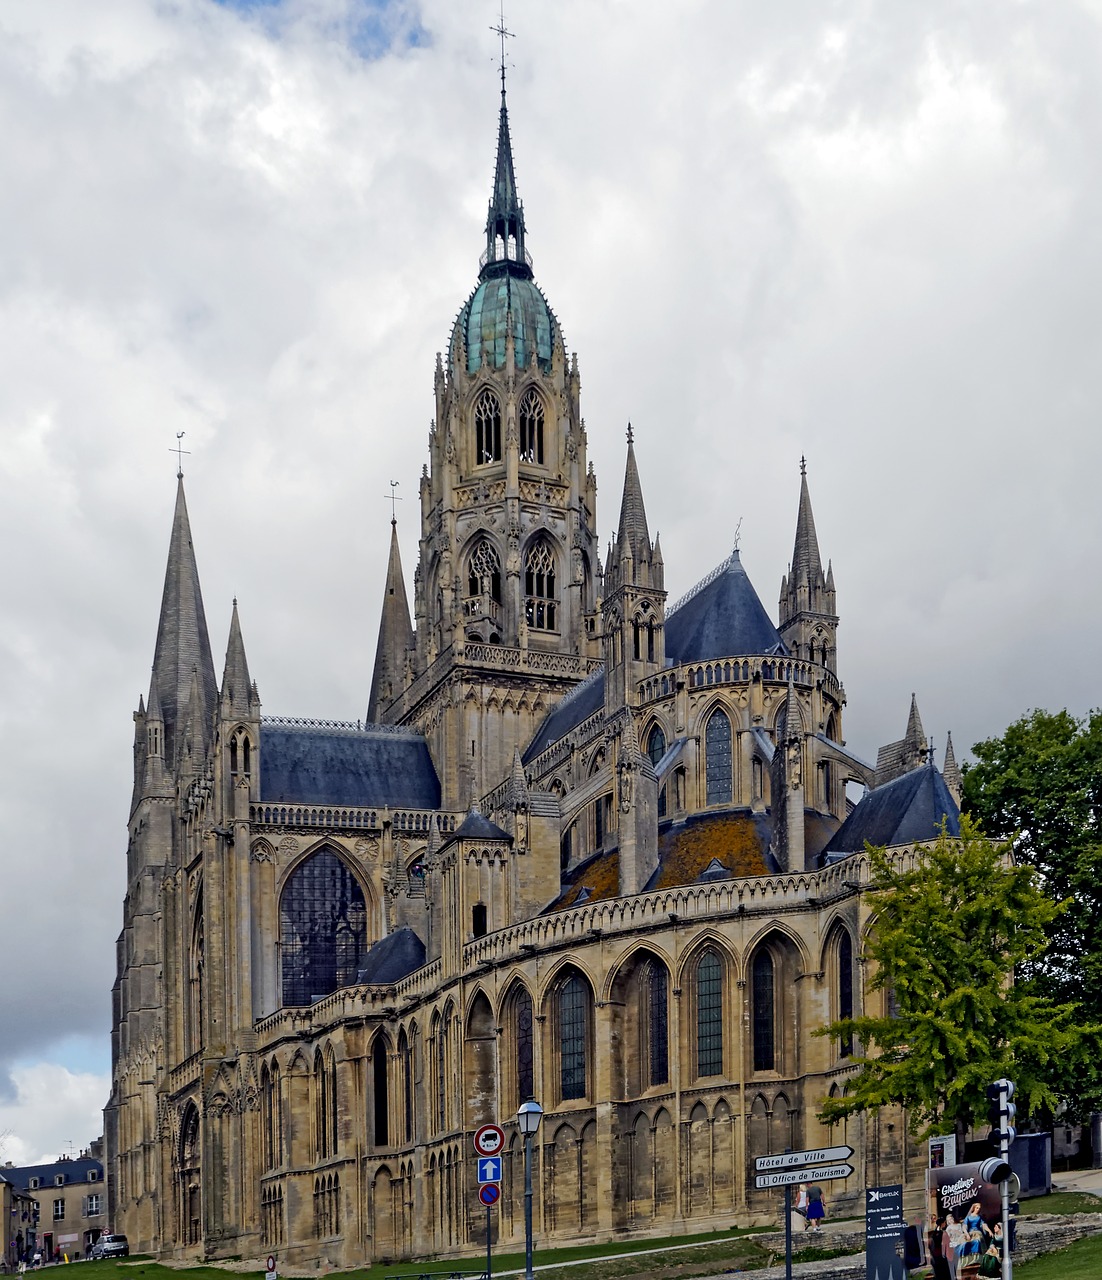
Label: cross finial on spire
xmin=626 ymin=421 xmax=634 ymax=445
xmin=733 ymin=517 xmax=742 ymax=552
xmin=799 ymin=454 xmax=807 ymax=477
xmin=171 ymin=431 xmax=190 ymax=479
xmin=490 ymin=2 xmax=513 ymax=94
xmin=384 ymin=479 xmax=403 ymax=525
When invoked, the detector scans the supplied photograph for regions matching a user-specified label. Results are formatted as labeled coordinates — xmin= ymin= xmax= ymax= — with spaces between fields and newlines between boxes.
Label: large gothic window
xmin=280 ymin=850 xmax=368 ymax=1007
xmin=705 ymin=708 xmax=733 ymax=806
xmin=467 ymin=540 xmax=502 ymax=606
xmin=515 ymin=987 xmax=534 ymax=1106
xmin=646 ymin=724 xmax=666 ymax=768
xmin=524 ymin=540 xmax=557 ymax=631
xmin=644 ymin=960 xmax=670 ymax=1087
xmin=558 ymin=973 xmax=589 ymax=1101
xmin=474 ymin=388 xmax=502 ymax=464
xmin=519 ymin=387 xmax=544 ymax=464
xmin=752 ymin=950 xmax=775 ymax=1071
xmin=837 ymin=930 xmax=854 ymax=1058
xmin=696 ymin=949 xmax=723 ymax=1077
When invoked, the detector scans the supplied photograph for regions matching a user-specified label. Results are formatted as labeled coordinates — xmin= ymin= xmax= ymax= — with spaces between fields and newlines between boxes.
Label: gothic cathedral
xmin=107 ymin=82 xmax=961 ymax=1262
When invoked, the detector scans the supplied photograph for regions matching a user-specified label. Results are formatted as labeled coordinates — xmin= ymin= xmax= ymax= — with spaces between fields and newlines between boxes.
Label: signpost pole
xmin=486 ymin=1206 xmax=492 ymax=1280
xmin=784 ymin=1182 xmax=793 ymax=1280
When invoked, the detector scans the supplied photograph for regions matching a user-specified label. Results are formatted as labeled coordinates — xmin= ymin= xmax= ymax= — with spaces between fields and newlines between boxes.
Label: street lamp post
xmin=517 ymin=1099 xmax=544 ymax=1280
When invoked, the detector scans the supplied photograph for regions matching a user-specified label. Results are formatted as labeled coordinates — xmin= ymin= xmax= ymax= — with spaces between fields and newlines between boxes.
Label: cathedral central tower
xmin=370 ymin=85 xmax=603 ymax=807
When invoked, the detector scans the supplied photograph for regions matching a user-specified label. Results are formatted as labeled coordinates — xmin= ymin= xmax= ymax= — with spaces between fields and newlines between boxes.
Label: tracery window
xmin=474 ymin=388 xmax=502 ymax=464
xmin=372 ymin=1034 xmax=389 ymax=1147
xmin=262 ymin=1063 xmax=282 ymax=1169
xmin=467 ymin=539 xmax=502 ymax=605
xmin=705 ymin=708 xmax=733 ymax=806
xmin=519 ymin=387 xmax=544 ymax=464
xmin=646 ymin=724 xmax=666 ymax=768
xmin=696 ymin=949 xmax=723 ymax=1077
xmin=558 ymin=973 xmax=588 ymax=1101
xmin=644 ymin=960 xmax=670 ymax=1087
xmin=515 ymin=987 xmax=534 ymax=1106
xmin=280 ymin=849 xmax=368 ymax=1007
xmin=524 ymin=541 xmax=557 ymax=631
xmin=838 ymin=930 xmax=854 ymax=1058
xmin=752 ymin=950 xmax=775 ymax=1071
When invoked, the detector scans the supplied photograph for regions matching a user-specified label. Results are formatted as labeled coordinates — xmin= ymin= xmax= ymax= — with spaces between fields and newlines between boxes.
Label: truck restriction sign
xmin=473 ymin=1124 xmax=506 ymax=1157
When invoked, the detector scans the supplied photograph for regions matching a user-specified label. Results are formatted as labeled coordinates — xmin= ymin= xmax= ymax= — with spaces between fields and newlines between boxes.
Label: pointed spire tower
xmin=604 ymin=427 xmax=666 ymax=716
xmin=220 ymin=598 xmax=259 ymax=718
xmin=148 ymin=475 xmax=218 ymax=771
xmin=481 ymin=71 xmax=531 ymax=284
xmin=368 ymin=520 xmax=415 ymax=723
xmin=778 ymin=457 xmax=839 ymax=673
xmin=942 ymin=731 xmax=962 ymax=805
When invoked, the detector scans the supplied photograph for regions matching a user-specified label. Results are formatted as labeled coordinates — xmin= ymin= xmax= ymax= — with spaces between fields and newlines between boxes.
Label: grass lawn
xmin=1017 ymin=1190 xmax=1102 ymax=1216
xmin=1016 ymin=1232 xmax=1102 ymax=1277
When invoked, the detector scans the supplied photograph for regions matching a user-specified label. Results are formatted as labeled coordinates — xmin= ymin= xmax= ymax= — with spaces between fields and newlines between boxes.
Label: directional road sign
xmin=478 ymin=1184 xmax=501 ymax=1207
xmin=473 ymin=1124 xmax=506 ymax=1157
xmin=754 ymin=1145 xmax=854 ymax=1172
xmin=477 ymin=1156 xmax=503 ymax=1184
xmin=755 ymin=1163 xmax=854 ymax=1189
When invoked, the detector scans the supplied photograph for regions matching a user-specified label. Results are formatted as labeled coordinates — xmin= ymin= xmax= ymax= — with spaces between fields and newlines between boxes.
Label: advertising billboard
xmin=925 ymin=1162 xmax=1007 ymax=1276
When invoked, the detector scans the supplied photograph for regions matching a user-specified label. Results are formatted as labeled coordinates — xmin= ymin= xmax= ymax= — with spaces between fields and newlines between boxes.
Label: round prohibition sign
xmin=479 ymin=1183 xmax=501 ymax=1207
xmin=473 ymin=1123 xmax=506 ymax=1157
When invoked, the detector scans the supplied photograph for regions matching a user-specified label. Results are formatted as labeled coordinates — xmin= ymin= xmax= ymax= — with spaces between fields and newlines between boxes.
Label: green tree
xmin=962 ymin=709 xmax=1102 ymax=1115
xmin=818 ymin=817 xmax=1087 ymax=1141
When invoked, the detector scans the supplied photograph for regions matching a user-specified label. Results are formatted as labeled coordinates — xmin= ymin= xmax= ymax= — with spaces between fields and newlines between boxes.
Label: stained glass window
xmin=705 ymin=709 xmax=733 ymax=805
xmin=475 ymin=389 xmax=502 ymax=464
xmin=647 ymin=725 xmax=666 ymax=768
xmin=280 ymin=849 xmax=368 ymax=1007
xmin=559 ymin=974 xmax=587 ymax=1100
xmin=515 ymin=988 xmax=534 ymax=1105
xmin=838 ymin=931 xmax=854 ymax=1058
xmin=519 ymin=388 xmax=544 ymax=464
xmin=696 ymin=949 xmax=723 ymax=1077
xmin=646 ymin=961 xmax=669 ymax=1086
xmin=752 ymin=950 xmax=775 ymax=1071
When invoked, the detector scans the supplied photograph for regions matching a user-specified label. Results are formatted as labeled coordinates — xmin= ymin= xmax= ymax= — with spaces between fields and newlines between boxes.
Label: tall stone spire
xmin=616 ymin=426 xmax=652 ymax=566
xmin=368 ymin=521 xmax=415 ymax=723
xmin=150 ymin=476 xmax=217 ymax=766
xmin=220 ymin=598 xmax=258 ymax=718
xmin=778 ymin=458 xmax=839 ymax=673
xmin=942 ymin=731 xmax=962 ymax=805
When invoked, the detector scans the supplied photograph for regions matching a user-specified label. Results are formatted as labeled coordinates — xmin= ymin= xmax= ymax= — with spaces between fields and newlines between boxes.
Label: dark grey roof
xmin=454 ymin=808 xmax=511 ymax=841
xmin=0 ymin=1158 xmax=103 ymax=1190
xmin=823 ymin=766 xmax=960 ymax=856
xmin=666 ymin=550 xmax=787 ymax=665
xmin=356 ymin=927 xmax=426 ymax=985
xmin=260 ymin=724 xmax=440 ymax=809
xmin=522 ymin=667 xmax=605 ymax=764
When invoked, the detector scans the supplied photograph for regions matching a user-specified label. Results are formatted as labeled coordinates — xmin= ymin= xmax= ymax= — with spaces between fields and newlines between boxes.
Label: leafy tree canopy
xmin=962 ymin=708 xmax=1102 ymax=1113
xmin=818 ymin=817 xmax=1092 ymax=1140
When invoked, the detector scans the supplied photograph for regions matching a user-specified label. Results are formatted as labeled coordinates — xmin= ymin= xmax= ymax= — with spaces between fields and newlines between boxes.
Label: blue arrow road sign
xmin=477 ymin=1156 xmax=503 ymax=1184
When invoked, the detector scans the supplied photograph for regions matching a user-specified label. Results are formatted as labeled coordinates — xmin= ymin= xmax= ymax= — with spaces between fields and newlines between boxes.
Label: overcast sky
xmin=1 ymin=0 xmax=1100 ymax=1164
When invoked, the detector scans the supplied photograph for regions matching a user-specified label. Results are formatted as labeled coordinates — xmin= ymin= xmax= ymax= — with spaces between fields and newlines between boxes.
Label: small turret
xmin=778 ymin=458 xmax=839 ymax=673
xmin=220 ymin=598 xmax=259 ymax=718
xmin=368 ymin=520 xmax=415 ymax=723
xmin=875 ymin=693 xmax=931 ymax=787
xmin=770 ymin=674 xmax=806 ymax=871
xmin=942 ymin=731 xmax=962 ymax=805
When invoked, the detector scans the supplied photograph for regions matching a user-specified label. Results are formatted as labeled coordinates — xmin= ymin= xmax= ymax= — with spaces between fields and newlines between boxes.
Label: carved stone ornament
xmin=278 ymin=835 xmax=299 ymax=859
xmin=250 ymin=842 xmax=274 ymax=864
xmin=618 ymin=761 xmax=634 ymax=813
xmin=355 ymin=835 xmax=380 ymax=861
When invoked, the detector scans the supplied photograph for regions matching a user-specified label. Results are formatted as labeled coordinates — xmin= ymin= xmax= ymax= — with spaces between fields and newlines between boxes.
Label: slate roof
xmin=666 ymin=550 xmax=787 ymax=665
xmin=823 ymin=765 xmax=960 ymax=856
xmin=453 ymin=808 xmax=512 ymax=842
xmin=260 ymin=723 xmax=441 ymax=809
xmin=356 ymin=926 xmax=426 ymax=985
xmin=0 ymin=1158 xmax=103 ymax=1190
xmin=522 ymin=667 xmax=605 ymax=764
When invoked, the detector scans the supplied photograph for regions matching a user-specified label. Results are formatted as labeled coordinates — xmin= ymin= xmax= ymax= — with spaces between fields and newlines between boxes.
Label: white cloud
xmin=0 ymin=1065 xmax=110 ymax=1167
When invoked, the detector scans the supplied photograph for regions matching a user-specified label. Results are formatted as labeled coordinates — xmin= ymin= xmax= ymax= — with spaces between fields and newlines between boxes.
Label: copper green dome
xmin=455 ymin=274 xmax=557 ymax=374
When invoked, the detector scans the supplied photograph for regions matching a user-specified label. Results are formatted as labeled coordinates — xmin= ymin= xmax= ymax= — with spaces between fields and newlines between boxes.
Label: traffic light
xmin=986 ymin=1077 xmax=1016 ymax=1156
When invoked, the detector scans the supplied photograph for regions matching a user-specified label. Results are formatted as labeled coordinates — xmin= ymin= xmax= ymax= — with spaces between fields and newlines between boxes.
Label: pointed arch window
xmin=696 ymin=949 xmax=723 ymax=1077
xmin=705 ymin=708 xmax=733 ymax=806
xmin=646 ymin=724 xmax=666 ymax=768
xmin=280 ymin=850 xmax=368 ymax=1007
xmin=524 ymin=541 xmax=557 ymax=631
xmin=371 ymin=1034 xmax=389 ymax=1147
xmin=752 ymin=950 xmax=775 ymax=1071
xmin=474 ymin=388 xmax=502 ymax=464
xmin=519 ymin=388 xmax=545 ymax=464
xmin=644 ymin=960 xmax=670 ymax=1087
xmin=838 ymin=930 xmax=854 ymax=1058
xmin=515 ymin=987 xmax=534 ymax=1107
xmin=558 ymin=973 xmax=588 ymax=1101
xmin=467 ymin=539 xmax=502 ymax=606
xmin=399 ymin=1028 xmax=414 ymax=1144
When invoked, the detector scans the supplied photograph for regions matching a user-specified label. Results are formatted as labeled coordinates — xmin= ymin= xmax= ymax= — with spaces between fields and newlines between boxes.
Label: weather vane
xmin=171 ymin=431 xmax=190 ymax=478
xmin=799 ymin=454 xmax=807 ymax=477
xmin=490 ymin=1 xmax=513 ymax=91
xmin=385 ymin=480 xmax=403 ymax=522
xmin=733 ymin=517 xmax=743 ymax=552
